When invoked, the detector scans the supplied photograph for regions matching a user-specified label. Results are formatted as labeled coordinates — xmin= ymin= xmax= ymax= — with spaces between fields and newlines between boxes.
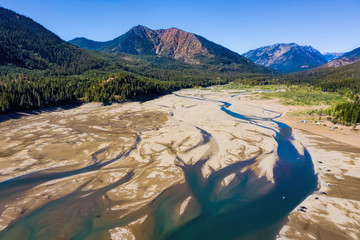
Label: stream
xmin=0 ymin=94 xmax=317 ymax=240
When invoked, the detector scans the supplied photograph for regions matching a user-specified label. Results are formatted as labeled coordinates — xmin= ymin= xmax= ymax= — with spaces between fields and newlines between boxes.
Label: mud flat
xmin=0 ymin=89 xmax=282 ymax=239
xmin=232 ymin=94 xmax=360 ymax=240
xmin=0 ymin=87 xmax=357 ymax=239
xmin=278 ymin=128 xmax=360 ymax=240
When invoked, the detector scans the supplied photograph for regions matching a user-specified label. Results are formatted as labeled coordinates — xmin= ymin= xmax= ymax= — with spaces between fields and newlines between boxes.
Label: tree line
xmin=0 ymin=71 xmax=228 ymax=114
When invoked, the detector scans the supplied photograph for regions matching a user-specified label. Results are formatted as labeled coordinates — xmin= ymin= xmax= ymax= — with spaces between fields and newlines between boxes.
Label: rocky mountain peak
xmin=243 ymin=43 xmax=327 ymax=72
xmin=70 ymin=25 xmax=257 ymax=67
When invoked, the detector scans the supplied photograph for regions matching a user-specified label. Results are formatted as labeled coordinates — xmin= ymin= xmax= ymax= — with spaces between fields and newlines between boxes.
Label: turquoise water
xmin=0 ymin=95 xmax=317 ymax=240
xmin=160 ymin=96 xmax=317 ymax=239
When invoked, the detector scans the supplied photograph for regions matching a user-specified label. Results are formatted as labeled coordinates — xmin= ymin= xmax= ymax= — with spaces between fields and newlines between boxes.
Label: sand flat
xmin=0 ymin=88 xmax=359 ymax=239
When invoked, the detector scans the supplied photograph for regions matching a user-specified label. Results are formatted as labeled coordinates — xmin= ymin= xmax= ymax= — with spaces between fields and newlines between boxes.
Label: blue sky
xmin=2 ymin=0 xmax=360 ymax=54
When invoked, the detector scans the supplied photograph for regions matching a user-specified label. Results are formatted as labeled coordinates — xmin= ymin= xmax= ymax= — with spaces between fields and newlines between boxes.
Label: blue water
xmin=0 ymin=95 xmax=317 ymax=240
xmin=161 ymin=95 xmax=317 ymax=240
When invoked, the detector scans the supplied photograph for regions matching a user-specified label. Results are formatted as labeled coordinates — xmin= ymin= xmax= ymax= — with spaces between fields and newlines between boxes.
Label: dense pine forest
xmin=0 ymin=7 xmax=272 ymax=114
xmin=0 ymin=69 xmax=230 ymax=113
xmin=0 ymin=8 xmax=106 ymax=74
xmin=0 ymin=7 xmax=359 ymax=124
xmin=327 ymin=100 xmax=360 ymax=125
xmin=289 ymin=64 xmax=360 ymax=124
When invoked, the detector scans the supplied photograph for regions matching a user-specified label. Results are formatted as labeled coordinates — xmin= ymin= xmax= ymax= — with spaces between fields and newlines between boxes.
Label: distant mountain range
xmin=0 ymin=6 xmax=275 ymax=114
xmin=0 ymin=6 xmax=270 ymax=75
xmin=1 ymin=5 xmax=359 ymax=78
xmin=242 ymin=43 xmax=360 ymax=73
xmin=69 ymin=26 xmax=360 ymax=74
xmin=321 ymin=47 xmax=360 ymax=68
xmin=242 ymin=43 xmax=328 ymax=73
xmin=1 ymin=6 xmax=359 ymax=115
xmin=69 ymin=25 xmax=256 ymax=66
xmin=0 ymin=6 xmax=271 ymax=77
xmin=322 ymin=52 xmax=344 ymax=62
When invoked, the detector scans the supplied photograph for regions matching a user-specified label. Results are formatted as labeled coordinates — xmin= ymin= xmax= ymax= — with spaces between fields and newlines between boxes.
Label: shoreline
xmin=277 ymin=106 xmax=360 ymax=240
xmin=278 ymin=126 xmax=360 ymax=240
xmin=212 ymin=92 xmax=360 ymax=239
xmin=0 ymin=88 xmax=359 ymax=239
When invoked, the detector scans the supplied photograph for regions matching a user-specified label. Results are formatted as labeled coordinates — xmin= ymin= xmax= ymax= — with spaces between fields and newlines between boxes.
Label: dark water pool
xmin=0 ymin=95 xmax=317 ymax=240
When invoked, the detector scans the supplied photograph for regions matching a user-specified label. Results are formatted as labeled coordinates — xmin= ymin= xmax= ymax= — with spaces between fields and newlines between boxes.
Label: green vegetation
xmin=0 ymin=7 xmax=106 ymax=74
xmin=273 ymin=62 xmax=360 ymax=123
xmin=326 ymin=100 xmax=360 ymax=125
xmin=275 ymin=62 xmax=360 ymax=94
xmin=0 ymin=74 xmax=91 ymax=112
xmin=260 ymin=86 xmax=346 ymax=106
xmin=230 ymin=58 xmax=360 ymax=124
xmin=0 ymin=70 xmax=230 ymax=113
xmin=218 ymin=83 xmax=347 ymax=106
xmin=216 ymin=82 xmax=283 ymax=92
xmin=217 ymin=83 xmax=360 ymax=124
xmin=1 ymin=7 xmax=359 ymax=126
xmin=0 ymin=7 xmax=269 ymax=114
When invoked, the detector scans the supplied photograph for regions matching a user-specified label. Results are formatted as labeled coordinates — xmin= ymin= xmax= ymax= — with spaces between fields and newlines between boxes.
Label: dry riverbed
xmin=0 ymin=88 xmax=359 ymax=239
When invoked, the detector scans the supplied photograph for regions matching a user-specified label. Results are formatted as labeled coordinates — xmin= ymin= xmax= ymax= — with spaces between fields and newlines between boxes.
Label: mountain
xmin=277 ymin=56 xmax=360 ymax=94
xmin=68 ymin=37 xmax=108 ymax=51
xmin=69 ymin=25 xmax=261 ymax=68
xmin=321 ymin=47 xmax=360 ymax=68
xmin=0 ymin=7 xmax=274 ymax=114
xmin=0 ymin=7 xmax=106 ymax=74
xmin=242 ymin=43 xmax=328 ymax=73
xmin=322 ymin=52 xmax=344 ymax=62
xmin=343 ymin=47 xmax=360 ymax=59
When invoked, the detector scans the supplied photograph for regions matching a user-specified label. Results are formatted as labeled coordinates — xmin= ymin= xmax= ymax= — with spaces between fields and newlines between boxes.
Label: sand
xmin=277 ymin=127 xmax=360 ymax=240
xmin=234 ymin=94 xmax=360 ymax=240
xmin=0 ymin=87 xmax=359 ymax=239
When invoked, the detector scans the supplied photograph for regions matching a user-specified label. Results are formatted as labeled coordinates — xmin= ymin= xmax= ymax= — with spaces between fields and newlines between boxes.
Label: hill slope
xmin=0 ymin=7 xmax=106 ymax=74
xmin=343 ymin=47 xmax=360 ymax=59
xmin=277 ymin=59 xmax=360 ymax=94
xmin=68 ymin=37 xmax=108 ymax=51
xmin=322 ymin=52 xmax=344 ymax=62
xmin=69 ymin=25 xmax=265 ymax=71
xmin=322 ymin=47 xmax=360 ymax=68
xmin=242 ymin=43 xmax=327 ymax=73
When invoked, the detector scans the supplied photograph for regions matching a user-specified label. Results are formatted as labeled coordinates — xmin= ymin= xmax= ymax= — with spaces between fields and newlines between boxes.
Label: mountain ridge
xmin=69 ymin=25 xmax=257 ymax=67
xmin=0 ymin=7 xmax=106 ymax=74
xmin=320 ymin=47 xmax=360 ymax=68
xmin=242 ymin=43 xmax=328 ymax=73
xmin=322 ymin=52 xmax=344 ymax=62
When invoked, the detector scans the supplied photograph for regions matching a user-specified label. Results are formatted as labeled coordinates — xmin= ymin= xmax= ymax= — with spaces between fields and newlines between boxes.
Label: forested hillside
xmin=0 ymin=8 xmax=272 ymax=114
xmin=2 ymin=6 xmax=358 ymax=126
xmin=277 ymin=61 xmax=360 ymax=93
xmin=70 ymin=25 xmax=270 ymax=72
xmin=0 ymin=7 xmax=106 ymax=75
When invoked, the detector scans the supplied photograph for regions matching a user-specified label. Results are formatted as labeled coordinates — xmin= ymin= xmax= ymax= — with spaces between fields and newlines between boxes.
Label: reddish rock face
xmin=154 ymin=28 xmax=211 ymax=64
xmin=70 ymin=25 xmax=257 ymax=67
xmin=119 ymin=26 xmax=211 ymax=64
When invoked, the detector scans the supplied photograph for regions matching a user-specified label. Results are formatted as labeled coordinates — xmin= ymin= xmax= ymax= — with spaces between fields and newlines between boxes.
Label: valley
xmin=0 ymin=87 xmax=359 ymax=239
xmin=1 ymin=4 xmax=360 ymax=240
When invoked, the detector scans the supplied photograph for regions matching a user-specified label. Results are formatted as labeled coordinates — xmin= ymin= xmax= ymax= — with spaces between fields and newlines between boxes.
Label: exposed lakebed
xmin=0 ymin=89 xmax=317 ymax=240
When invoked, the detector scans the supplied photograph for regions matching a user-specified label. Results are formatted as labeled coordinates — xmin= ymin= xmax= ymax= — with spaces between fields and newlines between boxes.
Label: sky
xmin=1 ymin=0 xmax=360 ymax=54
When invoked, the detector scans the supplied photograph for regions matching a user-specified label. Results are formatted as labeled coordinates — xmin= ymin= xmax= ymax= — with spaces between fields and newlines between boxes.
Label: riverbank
xmin=0 ymin=87 xmax=358 ymax=239
xmin=229 ymin=91 xmax=360 ymax=240
xmin=0 ymin=88 xmax=283 ymax=239
xmin=278 ymin=126 xmax=360 ymax=240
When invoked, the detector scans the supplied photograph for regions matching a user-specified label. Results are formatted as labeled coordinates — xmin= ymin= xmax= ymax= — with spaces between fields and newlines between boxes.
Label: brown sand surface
xmin=0 ymin=87 xmax=359 ymax=239
xmin=0 ymin=89 xmax=280 ymax=238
